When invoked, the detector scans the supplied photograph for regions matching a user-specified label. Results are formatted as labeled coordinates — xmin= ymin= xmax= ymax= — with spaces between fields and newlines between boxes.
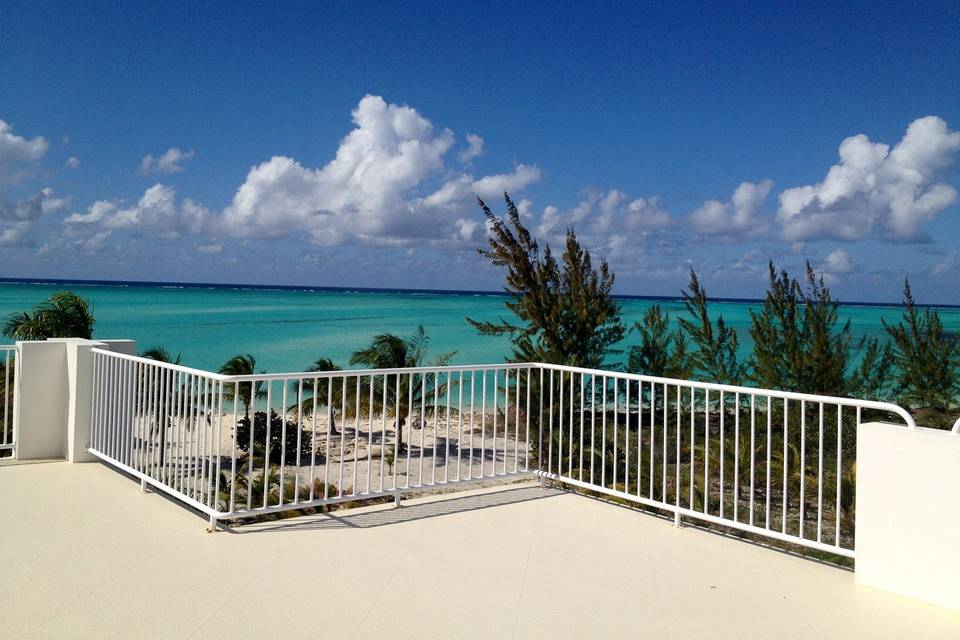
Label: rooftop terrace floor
xmin=2 ymin=461 xmax=960 ymax=639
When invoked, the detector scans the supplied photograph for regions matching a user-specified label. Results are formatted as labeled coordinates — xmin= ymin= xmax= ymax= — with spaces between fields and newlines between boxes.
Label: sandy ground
xmin=120 ymin=410 xmax=531 ymax=511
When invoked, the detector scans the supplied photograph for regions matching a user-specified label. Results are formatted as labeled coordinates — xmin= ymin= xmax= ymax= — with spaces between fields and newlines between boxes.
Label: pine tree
xmin=848 ymin=337 xmax=895 ymax=401
xmin=627 ymin=304 xmax=692 ymax=378
xmin=468 ymin=193 xmax=625 ymax=368
xmin=882 ymin=278 xmax=958 ymax=411
xmin=748 ymin=262 xmax=851 ymax=395
xmin=678 ymin=268 xmax=743 ymax=384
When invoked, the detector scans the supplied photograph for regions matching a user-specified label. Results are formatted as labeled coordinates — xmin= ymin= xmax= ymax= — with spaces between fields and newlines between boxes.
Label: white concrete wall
xmin=13 ymin=338 xmax=136 ymax=462
xmin=856 ymin=421 xmax=960 ymax=612
xmin=13 ymin=341 xmax=70 ymax=460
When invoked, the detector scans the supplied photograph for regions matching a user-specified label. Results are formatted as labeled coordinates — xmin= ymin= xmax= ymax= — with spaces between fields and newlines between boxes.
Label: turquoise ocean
xmin=2 ymin=279 xmax=959 ymax=374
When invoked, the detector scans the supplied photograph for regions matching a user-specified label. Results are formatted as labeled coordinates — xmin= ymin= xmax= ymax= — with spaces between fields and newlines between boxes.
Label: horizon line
xmin=0 ymin=276 xmax=954 ymax=310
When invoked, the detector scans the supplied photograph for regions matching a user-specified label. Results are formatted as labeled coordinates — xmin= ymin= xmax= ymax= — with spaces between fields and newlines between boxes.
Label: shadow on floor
xmin=225 ymin=485 xmax=563 ymax=533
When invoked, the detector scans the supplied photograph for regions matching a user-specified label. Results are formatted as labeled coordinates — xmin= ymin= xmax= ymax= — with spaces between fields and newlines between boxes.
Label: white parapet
xmin=855 ymin=421 xmax=960 ymax=612
xmin=13 ymin=338 xmax=136 ymax=462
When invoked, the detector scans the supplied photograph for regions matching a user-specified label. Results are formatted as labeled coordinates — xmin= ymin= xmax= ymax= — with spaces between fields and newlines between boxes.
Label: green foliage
xmin=3 ymin=291 xmax=95 ymax=340
xmin=882 ymin=278 xmax=959 ymax=410
xmin=299 ymin=326 xmax=455 ymax=449
xmin=626 ymin=304 xmax=692 ymax=379
xmin=678 ymin=268 xmax=743 ymax=384
xmin=140 ymin=346 xmax=181 ymax=365
xmin=236 ymin=410 xmax=313 ymax=465
xmin=848 ymin=338 xmax=895 ymax=401
xmin=468 ymin=192 xmax=625 ymax=367
xmin=748 ymin=262 xmax=851 ymax=395
xmin=219 ymin=354 xmax=266 ymax=417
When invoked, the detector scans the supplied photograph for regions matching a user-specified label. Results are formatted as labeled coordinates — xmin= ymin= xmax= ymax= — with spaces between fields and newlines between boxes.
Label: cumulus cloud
xmin=459 ymin=133 xmax=485 ymax=163
xmin=65 ymin=156 xmax=80 ymax=169
xmin=689 ymin=180 xmax=773 ymax=237
xmin=64 ymin=96 xmax=539 ymax=251
xmin=823 ymin=248 xmax=853 ymax=273
xmin=534 ymin=189 xmax=673 ymax=240
xmin=777 ymin=116 xmax=960 ymax=242
xmin=64 ymin=183 xmax=209 ymax=248
xmin=139 ymin=147 xmax=195 ymax=175
xmin=221 ymin=95 xmax=537 ymax=246
xmin=0 ymin=187 xmax=69 ymax=246
xmin=424 ymin=164 xmax=541 ymax=209
xmin=0 ymin=119 xmax=49 ymax=185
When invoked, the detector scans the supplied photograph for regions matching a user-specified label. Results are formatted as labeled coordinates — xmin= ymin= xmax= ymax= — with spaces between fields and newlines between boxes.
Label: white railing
xmin=534 ymin=363 xmax=917 ymax=558
xmin=89 ymin=349 xmax=535 ymax=528
xmin=0 ymin=345 xmax=16 ymax=453
xmin=89 ymin=350 xmax=927 ymax=557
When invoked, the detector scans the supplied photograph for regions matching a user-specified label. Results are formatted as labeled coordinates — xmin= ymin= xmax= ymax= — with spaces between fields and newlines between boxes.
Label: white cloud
xmin=931 ymin=251 xmax=958 ymax=276
xmin=823 ymin=248 xmax=853 ymax=273
xmin=777 ymin=116 xmax=960 ymax=242
xmin=197 ymin=243 xmax=222 ymax=254
xmin=64 ymin=183 xmax=209 ymax=248
xmin=0 ymin=187 xmax=68 ymax=246
xmin=139 ymin=147 xmax=195 ymax=175
xmin=221 ymin=95 xmax=536 ymax=246
xmin=425 ymin=164 xmax=541 ymax=209
xmin=64 ymin=96 xmax=538 ymax=251
xmin=0 ymin=119 xmax=49 ymax=185
xmin=459 ymin=133 xmax=485 ymax=163
xmin=65 ymin=156 xmax=80 ymax=169
xmin=689 ymin=180 xmax=773 ymax=237
xmin=533 ymin=189 xmax=673 ymax=241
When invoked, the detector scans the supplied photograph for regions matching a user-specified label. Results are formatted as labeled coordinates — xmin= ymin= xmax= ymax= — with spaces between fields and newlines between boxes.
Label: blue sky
xmin=1 ymin=1 xmax=959 ymax=303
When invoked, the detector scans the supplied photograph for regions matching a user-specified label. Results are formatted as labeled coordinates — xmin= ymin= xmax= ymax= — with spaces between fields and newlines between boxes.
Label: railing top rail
xmin=90 ymin=347 xmax=231 ymax=381
xmin=226 ymin=362 xmax=538 ymax=382
xmin=91 ymin=348 xmax=537 ymax=383
xmin=534 ymin=362 xmax=919 ymax=429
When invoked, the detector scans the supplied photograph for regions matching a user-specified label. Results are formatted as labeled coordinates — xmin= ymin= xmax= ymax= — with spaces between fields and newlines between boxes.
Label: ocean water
xmin=1 ymin=280 xmax=959 ymax=374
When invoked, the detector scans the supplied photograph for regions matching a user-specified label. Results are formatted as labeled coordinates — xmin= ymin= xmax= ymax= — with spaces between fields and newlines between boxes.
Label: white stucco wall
xmin=14 ymin=338 xmax=136 ymax=462
xmin=856 ymin=421 xmax=960 ymax=612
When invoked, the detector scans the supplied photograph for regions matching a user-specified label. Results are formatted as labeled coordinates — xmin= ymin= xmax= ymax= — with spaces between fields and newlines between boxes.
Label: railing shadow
xmin=224 ymin=485 xmax=562 ymax=534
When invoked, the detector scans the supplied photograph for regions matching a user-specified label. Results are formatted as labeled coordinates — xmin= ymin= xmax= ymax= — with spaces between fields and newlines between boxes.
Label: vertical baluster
xmin=525 ymin=368 xmax=531 ymax=472
xmin=800 ymin=401 xmax=806 ymax=539
xmin=368 ymin=374 xmax=375 ymax=493
xmin=720 ymin=390 xmax=725 ymax=519
xmin=547 ymin=370 xmax=553 ymax=477
xmin=613 ymin=378 xmax=618 ymax=489
xmin=733 ymin=391 xmax=740 ymax=522
xmin=689 ymin=386 xmax=694 ymax=511
xmin=569 ymin=372 xmax=575 ymax=479
xmin=470 ymin=371 xmax=476 ymax=480
xmin=309 ymin=378 xmax=318 ymax=500
xmin=766 ymin=396 xmax=772 ymax=529
xmin=750 ymin=394 xmax=756 ymax=527
xmin=458 ymin=371 xmax=464 ymax=480
xmin=263 ymin=381 xmax=272 ymax=508
xmin=817 ymin=402 xmax=824 ymax=543
xmin=296 ymin=378 xmax=304 ymax=502
xmin=230 ymin=381 xmax=239 ymax=514
xmin=704 ymin=388 xmax=709 ymax=513
xmin=624 ymin=378 xmax=630 ymax=493
xmin=674 ymin=384 xmax=681 ymax=522
xmin=354 ymin=376 xmax=361 ymax=493
xmin=836 ymin=405 xmax=843 ymax=547
xmin=382 ymin=373 xmax=389 ymax=491
xmin=600 ymin=376 xmax=606 ymax=485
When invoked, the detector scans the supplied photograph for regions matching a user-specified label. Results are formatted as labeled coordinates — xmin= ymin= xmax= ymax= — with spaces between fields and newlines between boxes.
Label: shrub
xmin=236 ymin=410 xmax=313 ymax=465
